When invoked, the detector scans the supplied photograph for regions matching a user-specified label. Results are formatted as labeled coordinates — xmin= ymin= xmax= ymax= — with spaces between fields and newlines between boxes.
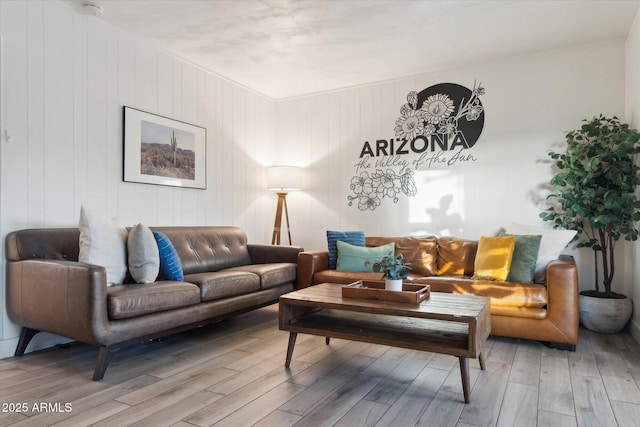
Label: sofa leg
xmin=15 ymin=327 xmax=39 ymax=356
xmin=93 ymin=345 xmax=115 ymax=381
xmin=541 ymin=341 xmax=576 ymax=352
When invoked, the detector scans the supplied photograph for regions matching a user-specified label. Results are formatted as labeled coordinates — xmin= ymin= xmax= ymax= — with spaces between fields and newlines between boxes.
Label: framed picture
xmin=123 ymin=106 xmax=207 ymax=189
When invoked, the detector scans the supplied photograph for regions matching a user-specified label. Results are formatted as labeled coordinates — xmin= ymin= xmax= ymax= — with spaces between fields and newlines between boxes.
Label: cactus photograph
xmin=140 ymin=120 xmax=196 ymax=180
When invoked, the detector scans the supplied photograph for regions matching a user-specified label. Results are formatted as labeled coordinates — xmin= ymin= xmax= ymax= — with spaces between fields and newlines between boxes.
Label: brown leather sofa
xmin=297 ymin=236 xmax=578 ymax=350
xmin=5 ymin=226 xmax=302 ymax=380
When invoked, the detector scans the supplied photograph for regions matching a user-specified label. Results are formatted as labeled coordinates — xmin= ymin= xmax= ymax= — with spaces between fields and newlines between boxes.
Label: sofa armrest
xmin=247 ymin=244 xmax=303 ymax=264
xmin=297 ymin=251 xmax=330 ymax=289
xmin=6 ymin=259 xmax=110 ymax=346
xmin=544 ymin=255 xmax=579 ymax=343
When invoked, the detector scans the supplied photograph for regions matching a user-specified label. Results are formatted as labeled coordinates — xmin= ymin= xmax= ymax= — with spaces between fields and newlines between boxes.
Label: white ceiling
xmin=62 ymin=0 xmax=640 ymax=100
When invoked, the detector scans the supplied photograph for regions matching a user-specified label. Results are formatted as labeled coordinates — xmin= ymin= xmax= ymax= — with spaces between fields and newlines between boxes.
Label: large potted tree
xmin=540 ymin=115 xmax=640 ymax=333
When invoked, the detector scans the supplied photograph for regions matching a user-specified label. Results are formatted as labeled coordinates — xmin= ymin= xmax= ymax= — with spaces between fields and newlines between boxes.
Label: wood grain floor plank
xmin=610 ymin=400 xmax=640 ymax=427
xmin=416 ymin=390 xmax=465 ymax=427
xmin=537 ymin=410 xmax=577 ymax=427
xmin=496 ymin=382 xmax=537 ymax=427
xmin=457 ymin=360 xmax=510 ymax=427
xmin=116 ymin=350 xmax=244 ymax=405
xmin=508 ymin=340 xmax=541 ymax=386
xmin=213 ymin=381 xmax=306 ymax=426
xmin=183 ymin=360 xmax=309 ymax=426
xmin=539 ymin=352 xmax=575 ymax=416
xmin=333 ymin=399 xmax=390 ymax=427
xmin=252 ymin=409 xmax=302 ymax=427
xmin=364 ymin=350 xmax=431 ymax=405
xmin=292 ymin=374 xmax=382 ymax=426
xmin=593 ymin=350 xmax=640 ymax=404
xmin=572 ymin=375 xmax=618 ymax=427
xmin=131 ymin=390 xmax=223 ymax=427
xmin=375 ymin=366 xmax=449 ymax=427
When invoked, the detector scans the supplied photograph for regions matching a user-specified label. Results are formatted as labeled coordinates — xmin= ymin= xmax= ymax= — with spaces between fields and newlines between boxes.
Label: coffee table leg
xmin=459 ymin=357 xmax=470 ymax=403
xmin=478 ymin=351 xmax=486 ymax=370
xmin=326 ymin=337 xmax=330 ymax=345
xmin=285 ymin=332 xmax=297 ymax=368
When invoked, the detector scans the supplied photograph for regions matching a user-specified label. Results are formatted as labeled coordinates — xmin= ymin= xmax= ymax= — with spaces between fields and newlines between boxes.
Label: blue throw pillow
xmin=336 ymin=240 xmax=395 ymax=272
xmin=153 ymin=232 xmax=184 ymax=281
xmin=326 ymin=230 xmax=365 ymax=269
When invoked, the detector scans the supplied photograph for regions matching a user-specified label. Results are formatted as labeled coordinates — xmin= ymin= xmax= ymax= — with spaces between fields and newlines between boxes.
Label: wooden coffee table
xmin=279 ymin=283 xmax=491 ymax=403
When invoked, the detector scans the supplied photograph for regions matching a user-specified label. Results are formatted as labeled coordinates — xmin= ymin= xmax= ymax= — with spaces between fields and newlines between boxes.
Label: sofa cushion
xmin=107 ymin=282 xmax=200 ymax=320
xmin=336 ymin=241 xmax=394 ymax=272
xmin=504 ymin=223 xmax=576 ymax=283
xmin=501 ymin=233 xmax=542 ymax=284
xmin=128 ymin=223 xmax=160 ymax=284
xmin=472 ymin=236 xmax=515 ymax=281
xmin=436 ymin=237 xmax=478 ymax=276
xmin=78 ymin=206 xmax=128 ymax=286
xmin=154 ymin=232 xmax=184 ymax=281
xmin=416 ymin=276 xmax=548 ymax=308
xmin=225 ymin=263 xmax=297 ymax=289
xmin=326 ymin=230 xmax=365 ymax=270
xmin=184 ymin=271 xmax=261 ymax=301
xmin=366 ymin=236 xmax=437 ymax=276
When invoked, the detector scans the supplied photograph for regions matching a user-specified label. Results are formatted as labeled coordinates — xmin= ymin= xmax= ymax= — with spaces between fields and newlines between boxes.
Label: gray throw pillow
xmin=128 ymin=223 xmax=160 ymax=283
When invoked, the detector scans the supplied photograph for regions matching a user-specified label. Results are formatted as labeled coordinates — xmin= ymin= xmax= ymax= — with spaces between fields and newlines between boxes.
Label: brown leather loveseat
xmin=297 ymin=235 xmax=578 ymax=350
xmin=5 ymin=226 xmax=302 ymax=380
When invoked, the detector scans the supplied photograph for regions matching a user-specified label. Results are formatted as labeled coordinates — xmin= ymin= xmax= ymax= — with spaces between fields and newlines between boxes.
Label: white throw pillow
xmin=127 ymin=223 xmax=160 ymax=284
xmin=504 ymin=223 xmax=577 ymax=283
xmin=78 ymin=206 xmax=128 ymax=286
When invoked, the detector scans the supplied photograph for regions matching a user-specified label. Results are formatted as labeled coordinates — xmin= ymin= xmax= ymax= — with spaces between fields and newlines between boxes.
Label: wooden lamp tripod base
xmin=271 ymin=192 xmax=292 ymax=245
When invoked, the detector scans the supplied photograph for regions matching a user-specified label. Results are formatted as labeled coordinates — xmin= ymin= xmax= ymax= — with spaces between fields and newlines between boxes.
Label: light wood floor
xmin=1 ymin=303 xmax=640 ymax=427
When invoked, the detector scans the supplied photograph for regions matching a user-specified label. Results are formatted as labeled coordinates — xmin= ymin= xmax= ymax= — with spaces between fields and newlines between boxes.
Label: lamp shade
xmin=267 ymin=166 xmax=302 ymax=192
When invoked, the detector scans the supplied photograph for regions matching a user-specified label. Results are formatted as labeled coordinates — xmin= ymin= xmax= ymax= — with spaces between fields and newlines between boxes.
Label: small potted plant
xmin=373 ymin=254 xmax=411 ymax=291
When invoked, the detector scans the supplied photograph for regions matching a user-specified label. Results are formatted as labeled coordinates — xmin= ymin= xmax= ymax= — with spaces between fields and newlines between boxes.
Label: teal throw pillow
xmin=336 ymin=240 xmax=395 ymax=273
xmin=153 ymin=232 xmax=184 ymax=281
xmin=326 ymin=230 xmax=365 ymax=269
xmin=501 ymin=233 xmax=542 ymax=283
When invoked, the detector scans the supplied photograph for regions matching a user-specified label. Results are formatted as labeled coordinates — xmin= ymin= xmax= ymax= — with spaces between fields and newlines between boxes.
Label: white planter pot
xmin=385 ymin=279 xmax=403 ymax=292
xmin=579 ymin=294 xmax=633 ymax=334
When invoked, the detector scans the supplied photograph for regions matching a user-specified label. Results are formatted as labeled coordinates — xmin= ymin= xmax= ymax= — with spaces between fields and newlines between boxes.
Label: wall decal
xmin=348 ymin=82 xmax=485 ymax=210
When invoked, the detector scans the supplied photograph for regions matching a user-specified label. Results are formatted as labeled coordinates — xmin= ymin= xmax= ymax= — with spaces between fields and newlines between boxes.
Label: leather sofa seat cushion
xmin=366 ymin=236 xmax=437 ymax=276
xmin=416 ymin=276 xmax=548 ymax=308
xmin=185 ymin=271 xmax=260 ymax=301
xmin=107 ymin=282 xmax=200 ymax=320
xmin=226 ymin=263 xmax=297 ymax=290
xmin=436 ymin=237 xmax=478 ymax=276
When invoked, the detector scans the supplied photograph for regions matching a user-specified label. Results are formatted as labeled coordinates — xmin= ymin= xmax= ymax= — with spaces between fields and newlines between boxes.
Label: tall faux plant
xmin=540 ymin=115 xmax=640 ymax=297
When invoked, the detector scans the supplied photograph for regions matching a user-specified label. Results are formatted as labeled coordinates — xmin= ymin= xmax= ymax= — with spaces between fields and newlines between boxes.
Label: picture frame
xmin=123 ymin=106 xmax=207 ymax=189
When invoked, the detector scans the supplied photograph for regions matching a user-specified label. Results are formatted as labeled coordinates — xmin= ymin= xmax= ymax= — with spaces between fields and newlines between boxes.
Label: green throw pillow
xmin=336 ymin=240 xmax=395 ymax=273
xmin=501 ymin=233 xmax=542 ymax=283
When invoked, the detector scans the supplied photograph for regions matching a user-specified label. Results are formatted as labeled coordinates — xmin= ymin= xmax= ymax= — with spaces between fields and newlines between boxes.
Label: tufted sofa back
xmin=6 ymin=226 xmax=253 ymax=275
xmin=151 ymin=226 xmax=252 ymax=274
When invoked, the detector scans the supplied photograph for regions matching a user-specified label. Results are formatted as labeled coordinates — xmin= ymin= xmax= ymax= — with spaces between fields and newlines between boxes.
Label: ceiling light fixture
xmin=83 ymin=2 xmax=103 ymax=17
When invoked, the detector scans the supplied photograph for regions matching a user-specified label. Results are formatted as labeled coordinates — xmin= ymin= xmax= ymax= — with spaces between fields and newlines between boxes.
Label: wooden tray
xmin=342 ymin=280 xmax=430 ymax=304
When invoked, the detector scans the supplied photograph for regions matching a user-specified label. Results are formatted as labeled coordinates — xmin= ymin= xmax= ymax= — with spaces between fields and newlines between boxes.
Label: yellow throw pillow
xmin=472 ymin=236 xmax=516 ymax=281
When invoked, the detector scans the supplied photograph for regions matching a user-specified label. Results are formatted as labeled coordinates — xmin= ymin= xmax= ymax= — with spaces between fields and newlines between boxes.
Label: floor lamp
xmin=267 ymin=166 xmax=302 ymax=245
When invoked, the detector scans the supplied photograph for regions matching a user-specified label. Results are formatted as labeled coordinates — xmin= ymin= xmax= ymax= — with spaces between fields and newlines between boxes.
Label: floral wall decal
xmin=349 ymin=82 xmax=485 ymax=211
